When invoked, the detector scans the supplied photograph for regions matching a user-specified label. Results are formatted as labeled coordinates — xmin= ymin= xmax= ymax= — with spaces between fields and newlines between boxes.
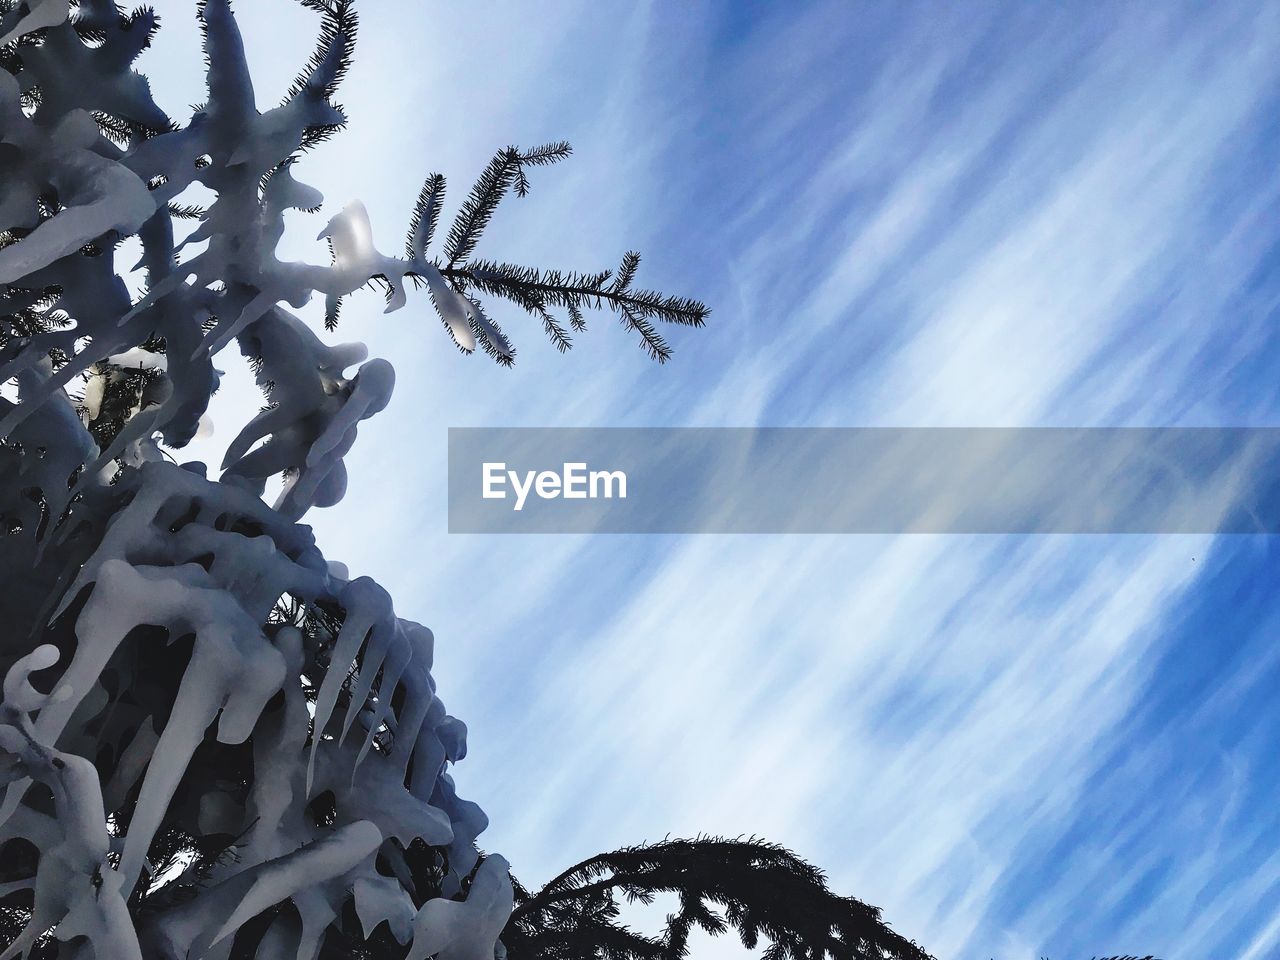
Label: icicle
xmin=306 ymin=577 xmax=392 ymax=794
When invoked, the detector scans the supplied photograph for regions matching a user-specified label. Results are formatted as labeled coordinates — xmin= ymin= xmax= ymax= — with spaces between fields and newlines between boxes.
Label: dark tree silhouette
xmin=500 ymin=837 xmax=933 ymax=960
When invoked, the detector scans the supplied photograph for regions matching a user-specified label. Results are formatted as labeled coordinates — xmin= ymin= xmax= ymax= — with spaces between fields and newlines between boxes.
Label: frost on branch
xmin=0 ymin=0 xmax=706 ymax=956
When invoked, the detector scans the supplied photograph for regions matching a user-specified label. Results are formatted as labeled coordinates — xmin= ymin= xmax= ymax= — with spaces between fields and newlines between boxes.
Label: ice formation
xmin=0 ymin=1 xmax=528 ymax=956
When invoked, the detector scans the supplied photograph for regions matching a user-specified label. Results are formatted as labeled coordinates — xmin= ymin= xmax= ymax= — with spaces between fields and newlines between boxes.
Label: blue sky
xmin=144 ymin=1 xmax=1280 ymax=956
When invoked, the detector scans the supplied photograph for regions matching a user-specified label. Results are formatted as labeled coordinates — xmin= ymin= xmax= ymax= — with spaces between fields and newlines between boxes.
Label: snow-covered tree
xmin=0 ymin=1 xmax=706 ymax=957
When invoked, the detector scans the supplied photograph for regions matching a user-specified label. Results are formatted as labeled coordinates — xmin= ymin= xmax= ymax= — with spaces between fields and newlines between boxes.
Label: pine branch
xmin=443 ymin=142 xmax=572 ymax=265
xmin=436 ymin=259 xmax=706 ymax=362
xmin=405 ymin=173 xmax=446 ymax=260
xmin=513 ymin=140 xmax=571 ymax=196
xmin=612 ymin=250 xmax=641 ymax=293
xmin=287 ymin=0 xmax=357 ymax=103
xmin=324 ymin=293 xmax=342 ymax=332
xmin=505 ymin=837 xmax=933 ymax=960
xmin=518 ymin=140 xmax=573 ymax=165
xmin=285 ymin=0 xmax=357 ymax=150
xmin=451 ymin=260 xmax=706 ymax=327
xmin=537 ymin=305 xmax=573 ymax=353
xmin=166 ymin=202 xmax=207 ymax=221
xmin=467 ymin=297 xmax=516 ymax=365
xmin=619 ymin=305 xmax=670 ymax=362
xmin=394 ymin=145 xmax=703 ymax=362
xmin=443 ymin=148 xmax=521 ymax=267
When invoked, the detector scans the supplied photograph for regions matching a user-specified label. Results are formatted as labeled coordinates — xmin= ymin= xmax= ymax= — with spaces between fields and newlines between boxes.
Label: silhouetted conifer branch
xmin=288 ymin=0 xmax=357 ymax=102
xmin=502 ymin=836 xmax=934 ymax=960
xmin=406 ymin=173 xmax=446 ymax=260
xmin=166 ymin=202 xmax=207 ymax=221
xmin=432 ymin=258 xmax=707 ymax=363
